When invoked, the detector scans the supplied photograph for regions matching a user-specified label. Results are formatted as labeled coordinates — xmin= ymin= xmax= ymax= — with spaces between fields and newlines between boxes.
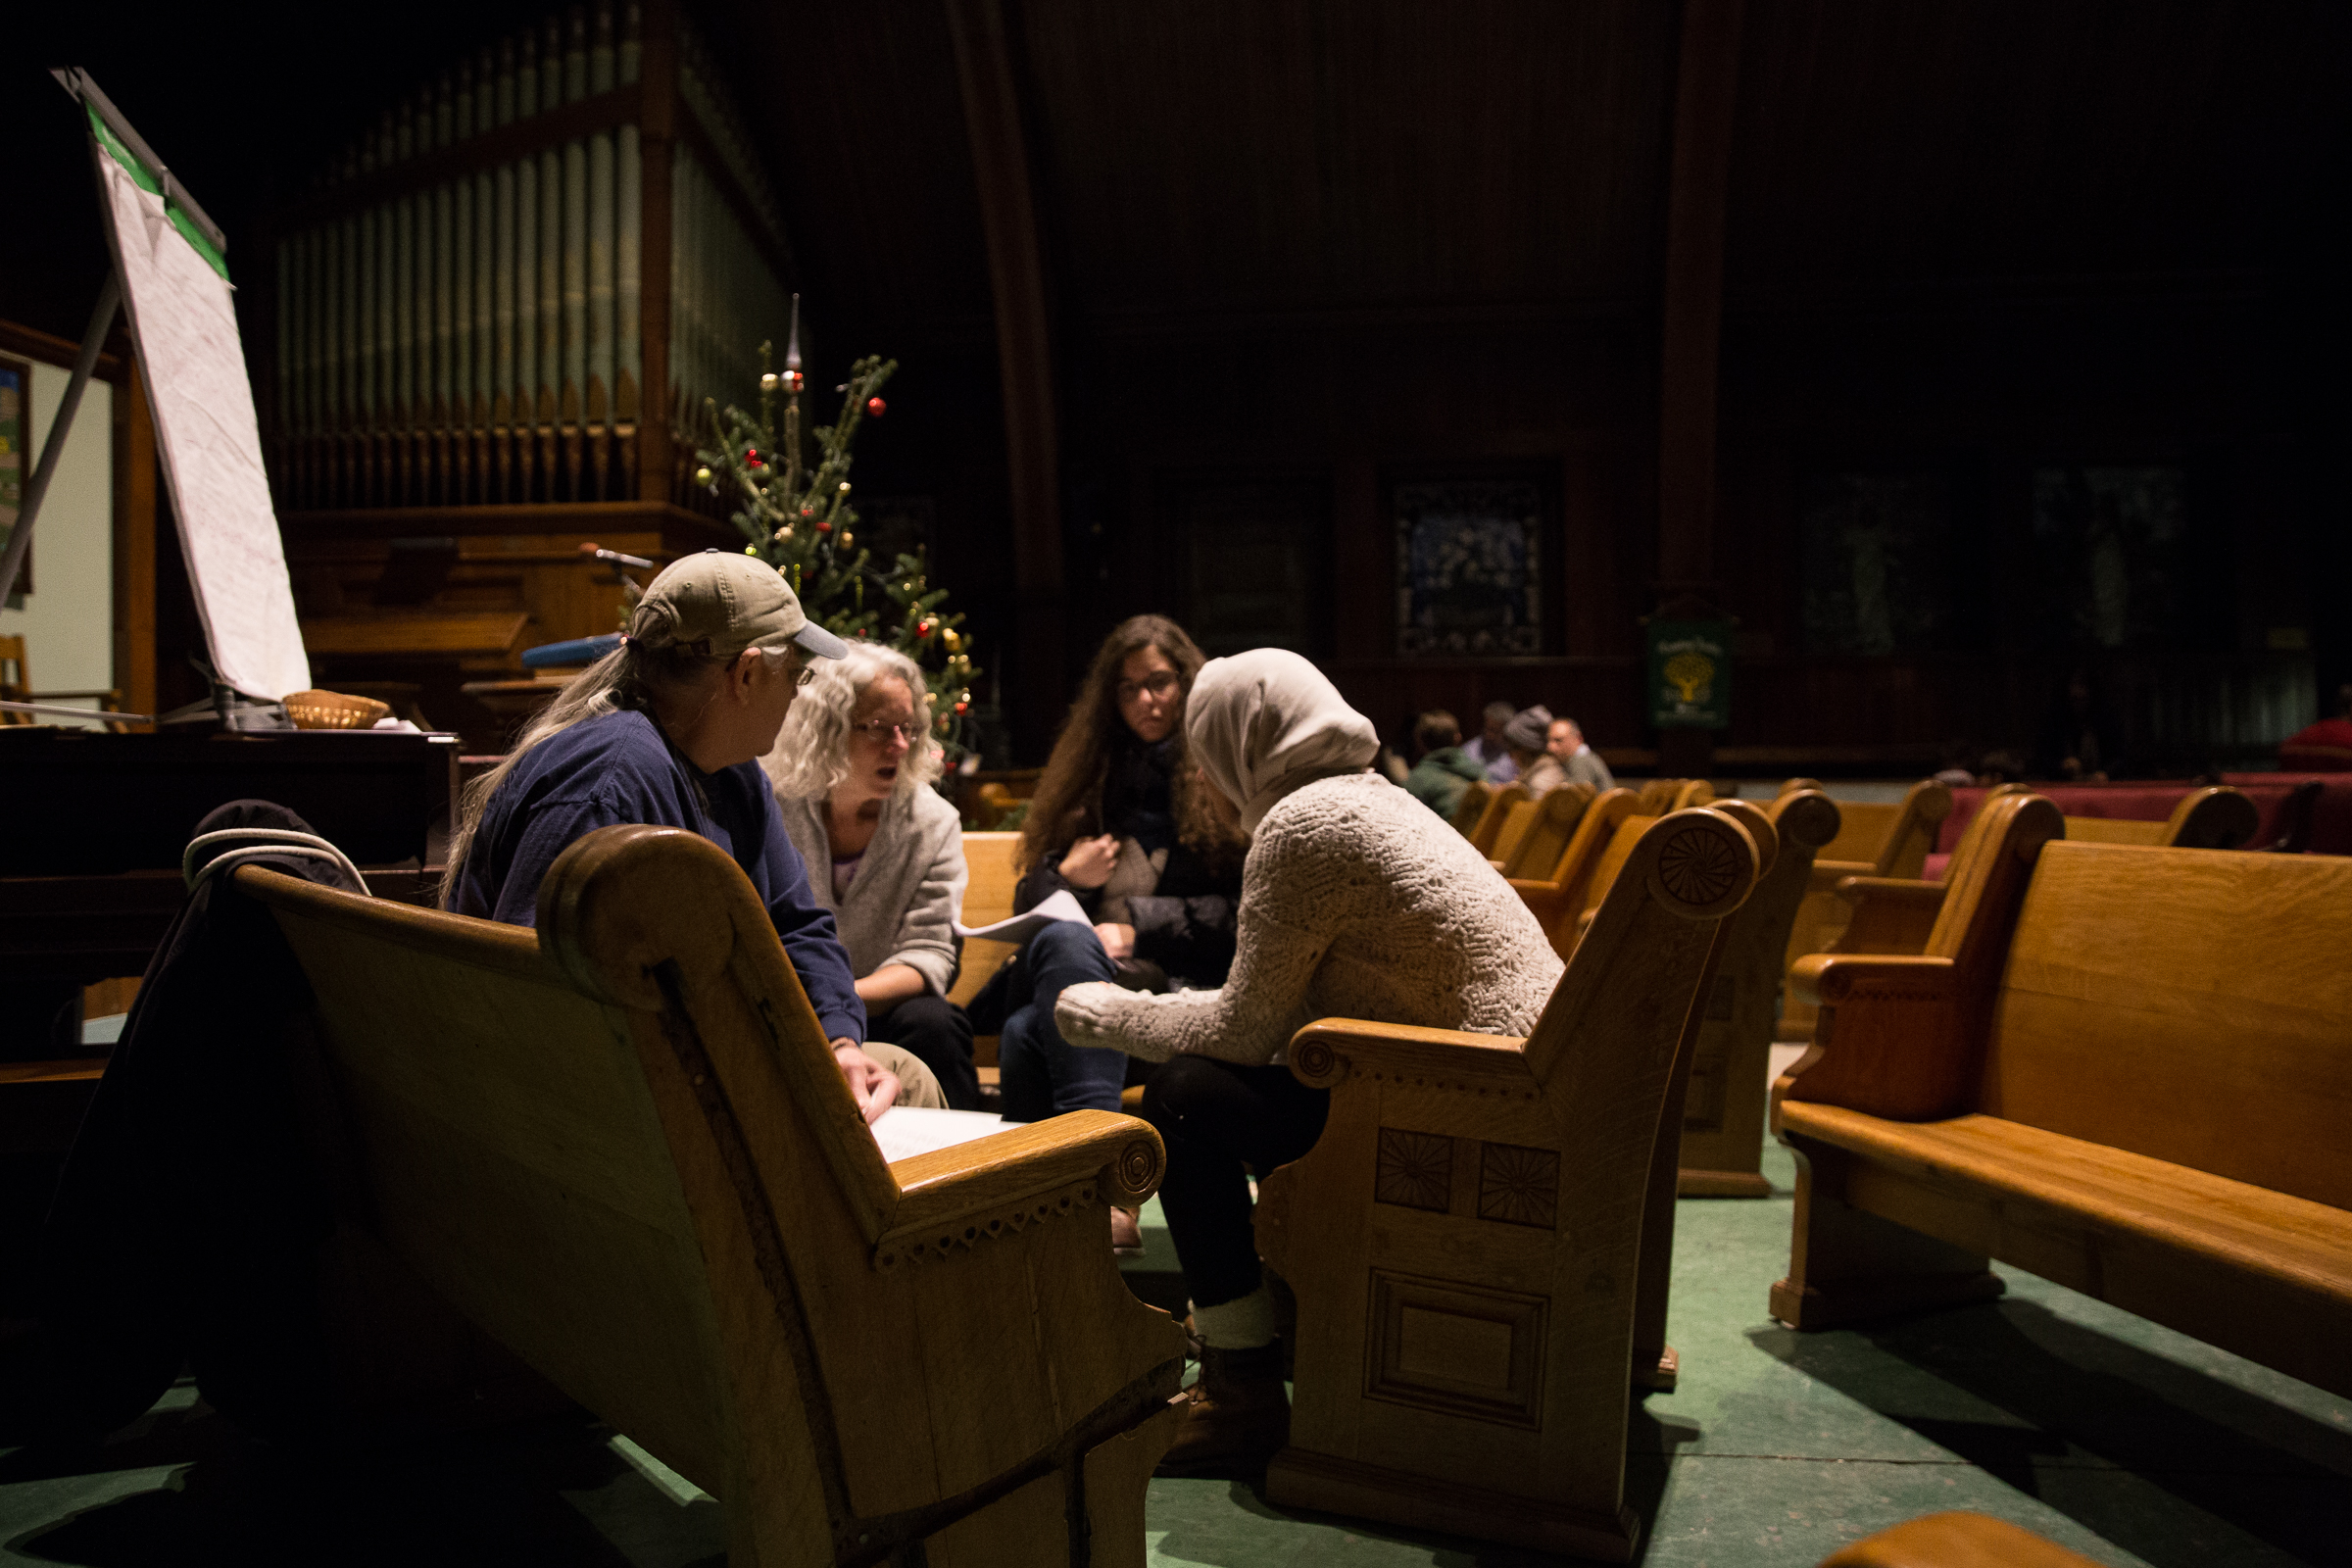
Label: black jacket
xmin=4 ymin=801 xmax=358 ymax=1446
xmin=1012 ymin=736 xmax=1242 ymax=990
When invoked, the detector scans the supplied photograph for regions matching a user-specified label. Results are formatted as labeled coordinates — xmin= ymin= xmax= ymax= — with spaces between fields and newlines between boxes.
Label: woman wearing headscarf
xmin=1054 ymin=649 xmax=1563 ymax=1478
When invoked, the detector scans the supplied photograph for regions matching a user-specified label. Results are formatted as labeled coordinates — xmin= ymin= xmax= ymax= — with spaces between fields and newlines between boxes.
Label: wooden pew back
xmin=1984 ymin=841 xmax=2352 ymax=1209
xmin=1467 ymin=783 xmax=1530 ymax=857
xmin=1776 ymin=778 xmax=1954 ymax=1042
xmin=240 ymin=825 xmax=1184 ymax=1561
xmin=1257 ymin=808 xmax=1763 ymax=1557
xmin=251 ymin=860 xmax=744 ymax=1486
xmin=1489 ymin=797 xmax=1542 ymax=869
xmin=1809 ymin=778 xmax=1953 ymax=875
xmin=2058 ymin=784 xmax=2260 ymax=851
xmin=1447 ymin=779 xmax=1494 ymax=837
xmin=1496 ymin=781 xmax=1594 ymax=880
xmin=1507 ymin=786 xmax=1638 ymax=937
xmin=948 ymin=831 xmax=1023 ymax=1011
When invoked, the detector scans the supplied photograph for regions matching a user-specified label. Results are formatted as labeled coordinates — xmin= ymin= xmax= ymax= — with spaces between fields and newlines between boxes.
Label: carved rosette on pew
xmin=1253 ymin=808 xmax=1762 ymax=1563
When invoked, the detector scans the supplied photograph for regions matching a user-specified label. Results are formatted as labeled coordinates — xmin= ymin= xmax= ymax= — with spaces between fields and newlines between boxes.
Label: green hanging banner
xmin=1647 ymin=619 xmax=1732 ymax=730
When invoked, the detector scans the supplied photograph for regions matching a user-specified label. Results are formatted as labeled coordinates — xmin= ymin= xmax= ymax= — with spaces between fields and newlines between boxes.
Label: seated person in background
xmin=765 ymin=644 xmax=981 ymax=1109
xmin=445 ymin=552 xmax=944 ymax=1121
xmin=1462 ymin=698 xmax=1520 ymax=783
xmin=2039 ymin=666 xmax=2124 ymax=781
xmin=1401 ymin=708 xmax=1486 ymax=818
xmin=997 ymin=616 xmax=1250 ymax=1135
xmin=1505 ymin=703 xmax=1568 ymax=794
xmin=1545 ymin=713 xmax=1614 ymax=791
xmin=1977 ymin=748 xmax=2031 ymax=786
xmin=1055 ymin=649 xmax=1563 ymax=1478
xmin=2280 ymin=683 xmax=2352 ymax=771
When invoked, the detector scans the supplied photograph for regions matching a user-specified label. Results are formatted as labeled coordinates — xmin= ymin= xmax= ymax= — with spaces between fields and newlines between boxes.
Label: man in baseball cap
xmin=446 ymin=549 xmax=944 ymax=1121
xmin=628 ymin=548 xmax=850 ymax=662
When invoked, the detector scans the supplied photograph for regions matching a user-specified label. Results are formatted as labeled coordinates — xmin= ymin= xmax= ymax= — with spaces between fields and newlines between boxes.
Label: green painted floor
xmin=4 ymin=1134 xmax=2346 ymax=1566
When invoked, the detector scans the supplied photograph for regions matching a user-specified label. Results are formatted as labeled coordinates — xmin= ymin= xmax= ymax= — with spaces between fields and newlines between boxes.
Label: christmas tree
xmin=693 ymin=299 xmax=980 ymax=758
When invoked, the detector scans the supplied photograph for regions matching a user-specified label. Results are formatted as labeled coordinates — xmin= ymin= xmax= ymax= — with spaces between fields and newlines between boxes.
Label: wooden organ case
xmin=260 ymin=1 xmax=795 ymax=745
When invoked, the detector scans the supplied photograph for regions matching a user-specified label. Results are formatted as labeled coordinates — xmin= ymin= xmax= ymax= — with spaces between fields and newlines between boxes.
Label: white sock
xmin=1190 ymin=1286 xmax=1277 ymax=1350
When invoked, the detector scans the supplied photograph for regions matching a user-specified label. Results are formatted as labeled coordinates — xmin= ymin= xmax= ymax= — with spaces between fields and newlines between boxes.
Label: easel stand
xmin=0 ymin=277 xmax=119 ymax=607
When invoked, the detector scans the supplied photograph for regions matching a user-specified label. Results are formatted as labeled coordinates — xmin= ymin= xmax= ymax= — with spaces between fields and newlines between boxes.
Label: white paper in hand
xmin=954 ymin=888 xmax=1094 ymax=945
xmin=870 ymin=1105 xmax=1009 ymax=1164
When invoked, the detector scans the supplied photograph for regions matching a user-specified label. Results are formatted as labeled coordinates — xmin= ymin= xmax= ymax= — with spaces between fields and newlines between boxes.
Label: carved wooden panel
xmin=1476 ymin=1141 xmax=1560 ymax=1229
xmin=1374 ymin=1128 xmax=1453 ymax=1212
xmin=1363 ymin=1270 xmax=1548 ymax=1428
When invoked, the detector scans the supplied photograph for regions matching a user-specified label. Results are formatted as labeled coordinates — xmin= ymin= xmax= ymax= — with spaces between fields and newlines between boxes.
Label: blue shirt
xmin=453 ymin=709 xmax=866 ymax=1045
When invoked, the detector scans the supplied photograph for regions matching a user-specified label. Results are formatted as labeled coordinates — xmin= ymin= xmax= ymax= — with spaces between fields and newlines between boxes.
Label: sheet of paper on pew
xmin=870 ymin=1104 xmax=1011 ymax=1164
xmin=953 ymin=887 xmax=1091 ymax=944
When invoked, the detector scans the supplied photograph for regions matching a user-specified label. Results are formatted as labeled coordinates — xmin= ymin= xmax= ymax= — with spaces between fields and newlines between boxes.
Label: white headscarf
xmin=1186 ymin=650 xmax=1380 ymax=831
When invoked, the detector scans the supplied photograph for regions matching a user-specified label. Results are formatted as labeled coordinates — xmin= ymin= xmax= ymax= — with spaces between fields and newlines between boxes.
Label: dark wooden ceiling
xmin=714 ymin=0 xmax=2348 ymax=348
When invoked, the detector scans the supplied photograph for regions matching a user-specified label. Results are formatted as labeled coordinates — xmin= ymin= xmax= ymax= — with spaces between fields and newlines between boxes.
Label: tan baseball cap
xmin=629 ymin=550 xmax=849 ymax=661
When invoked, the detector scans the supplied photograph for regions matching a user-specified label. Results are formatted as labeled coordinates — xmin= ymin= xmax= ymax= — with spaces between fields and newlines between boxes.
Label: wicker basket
xmin=282 ymin=689 xmax=393 ymax=730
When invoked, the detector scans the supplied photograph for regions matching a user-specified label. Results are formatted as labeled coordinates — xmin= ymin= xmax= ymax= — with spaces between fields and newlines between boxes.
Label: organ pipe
xmin=269 ymin=0 xmax=790 ymax=513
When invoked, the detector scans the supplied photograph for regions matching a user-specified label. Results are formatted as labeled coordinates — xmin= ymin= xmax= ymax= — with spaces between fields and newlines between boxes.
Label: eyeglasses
xmin=758 ymin=647 xmax=818 ymax=686
xmin=1116 ymin=669 xmax=1181 ymax=704
xmin=849 ymin=718 xmax=916 ymax=744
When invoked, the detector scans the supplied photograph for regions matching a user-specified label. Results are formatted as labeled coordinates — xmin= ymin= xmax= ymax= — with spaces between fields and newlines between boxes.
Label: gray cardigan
xmin=776 ymin=786 xmax=968 ymax=1000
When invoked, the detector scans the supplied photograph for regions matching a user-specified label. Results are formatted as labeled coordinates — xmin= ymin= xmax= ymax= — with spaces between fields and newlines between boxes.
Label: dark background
xmin=10 ymin=1 xmax=2348 ymax=767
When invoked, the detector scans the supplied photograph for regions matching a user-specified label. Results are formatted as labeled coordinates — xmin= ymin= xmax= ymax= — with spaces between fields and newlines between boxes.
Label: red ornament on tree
xmin=916 ymin=619 xmax=933 ymax=636
xmin=816 ymin=519 xmax=833 ymax=533
xmin=865 ymin=396 xmax=887 ymax=417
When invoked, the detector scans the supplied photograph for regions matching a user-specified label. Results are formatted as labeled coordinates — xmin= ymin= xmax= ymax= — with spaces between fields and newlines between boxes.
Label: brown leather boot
xmin=1153 ymin=1343 xmax=1289 ymax=1480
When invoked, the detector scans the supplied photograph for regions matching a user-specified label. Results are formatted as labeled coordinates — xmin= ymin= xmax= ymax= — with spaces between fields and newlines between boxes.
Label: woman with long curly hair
xmin=986 ymin=616 xmax=1248 ymax=1158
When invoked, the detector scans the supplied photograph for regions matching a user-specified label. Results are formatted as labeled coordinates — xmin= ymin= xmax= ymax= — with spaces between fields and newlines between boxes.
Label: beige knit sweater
xmin=1054 ymin=769 xmax=1563 ymax=1064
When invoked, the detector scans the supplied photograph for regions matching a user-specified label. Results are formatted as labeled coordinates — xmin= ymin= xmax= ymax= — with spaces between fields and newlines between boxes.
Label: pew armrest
xmin=1285 ymin=1016 xmax=1532 ymax=1091
xmin=880 ymin=1109 xmax=1165 ymax=1260
xmin=1780 ymin=955 xmax=1965 ymax=1123
xmin=1787 ymin=953 xmax=1954 ymax=1011
xmin=1806 ymin=858 xmax=1875 ymax=894
xmin=1506 ymin=877 xmax=1568 ymax=926
xmin=1831 ymin=875 xmax=1950 ymax=954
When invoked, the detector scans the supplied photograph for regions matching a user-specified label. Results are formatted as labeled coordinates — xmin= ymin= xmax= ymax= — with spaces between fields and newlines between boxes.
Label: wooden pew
xmin=1466 ymin=783 xmax=1529 ymax=858
xmin=1670 ymin=778 xmax=1715 ymax=809
xmin=1446 ymin=779 xmax=1494 ymax=838
xmin=1770 ymin=795 xmax=2352 ymax=1403
xmin=950 ymin=832 xmax=1023 ymax=1101
xmin=1827 ymin=784 xmax=2260 ymax=960
xmin=1776 ymin=778 xmax=1953 ymax=1042
xmin=2057 ymin=782 xmax=2259 ymax=849
xmin=1494 ymin=782 xmax=1595 ymax=880
xmin=1547 ymin=791 xmax=1843 ymax=1199
xmin=1487 ymin=796 xmax=1542 ymax=871
xmin=240 ymin=823 xmax=1184 ymax=1565
xmin=1253 ymin=808 xmax=1764 ymax=1561
xmin=1505 ymin=786 xmax=1638 ymax=931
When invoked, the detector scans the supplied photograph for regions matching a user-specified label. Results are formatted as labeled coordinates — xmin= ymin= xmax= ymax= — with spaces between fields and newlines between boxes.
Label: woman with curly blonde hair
xmin=765 ymin=642 xmax=978 ymax=1107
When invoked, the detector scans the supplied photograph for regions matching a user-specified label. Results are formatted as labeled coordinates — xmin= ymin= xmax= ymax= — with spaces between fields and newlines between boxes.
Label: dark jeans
xmin=1139 ymin=1055 xmax=1330 ymax=1310
xmin=997 ymin=921 xmax=1126 ymax=1122
xmin=868 ymin=992 xmax=980 ymax=1111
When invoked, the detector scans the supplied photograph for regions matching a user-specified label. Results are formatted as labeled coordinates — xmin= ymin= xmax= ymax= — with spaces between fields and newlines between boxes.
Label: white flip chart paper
xmin=95 ymin=147 xmax=309 ymax=701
